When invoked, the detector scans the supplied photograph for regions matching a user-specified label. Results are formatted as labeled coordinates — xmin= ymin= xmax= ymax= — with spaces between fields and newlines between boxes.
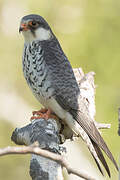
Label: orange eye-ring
xmin=29 ymin=21 xmax=37 ymax=27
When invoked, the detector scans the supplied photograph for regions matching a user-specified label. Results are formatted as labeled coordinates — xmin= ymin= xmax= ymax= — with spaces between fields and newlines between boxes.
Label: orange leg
xmin=30 ymin=108 xmax=59 ymax=121
xmin=32 ymin=108 xmax=48 ymax=116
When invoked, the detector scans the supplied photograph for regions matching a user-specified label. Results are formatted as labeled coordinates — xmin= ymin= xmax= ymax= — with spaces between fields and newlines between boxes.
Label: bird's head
xmin=19 ymin=14 xmax=53 ymax=43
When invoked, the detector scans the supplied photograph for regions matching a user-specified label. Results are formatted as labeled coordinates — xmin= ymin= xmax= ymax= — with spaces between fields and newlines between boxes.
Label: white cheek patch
xmin=35 ymin=27 xmax=51 ymax=41
xmin=23 ymin=27 xmax=51 ymax=43
xmin=22 ymin=30 xmax=35 ymax=43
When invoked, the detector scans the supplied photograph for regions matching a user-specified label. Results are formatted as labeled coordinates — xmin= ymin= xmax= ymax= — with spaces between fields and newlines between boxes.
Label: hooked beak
xmin=19 ymin=23 xmax=29 ymax=33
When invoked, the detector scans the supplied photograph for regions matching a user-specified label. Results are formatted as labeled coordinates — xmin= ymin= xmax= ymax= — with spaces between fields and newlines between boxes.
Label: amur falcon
xmin=19 ymin=14 xmax=118 ymax=177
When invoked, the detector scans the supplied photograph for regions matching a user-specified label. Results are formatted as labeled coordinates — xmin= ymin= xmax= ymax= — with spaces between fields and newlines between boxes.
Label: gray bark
xmin=11 ymin=119 xmax=64 ymax=180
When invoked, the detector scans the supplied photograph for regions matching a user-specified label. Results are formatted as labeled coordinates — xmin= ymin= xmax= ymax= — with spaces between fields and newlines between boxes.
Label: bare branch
xmin=0 ymin=145 xmax=95 ymax=180
xmin=95 ymin=122 xmax=111 ymax=130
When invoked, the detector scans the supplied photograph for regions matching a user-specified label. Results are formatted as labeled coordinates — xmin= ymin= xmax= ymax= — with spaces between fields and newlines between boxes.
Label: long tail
xmin=78 ymin=124 xmax=104 ymax=175
xmin=71 ymin=109 xmax=118 ymax=172
xmin=91 ymin=139 xmax=110 ymax=177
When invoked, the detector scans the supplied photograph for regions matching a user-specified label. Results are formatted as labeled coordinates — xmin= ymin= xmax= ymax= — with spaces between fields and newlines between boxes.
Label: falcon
xmin=19 ymin=14 xmax=118 ymax=176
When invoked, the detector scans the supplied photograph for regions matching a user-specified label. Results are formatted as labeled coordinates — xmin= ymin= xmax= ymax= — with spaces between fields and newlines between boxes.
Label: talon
xmin=32 ymin=108 xmax=48 ymax=116
xmin=30 ymin=115 xmax=44 ymax=120
xmin=30 ymin=108 xmax=59 ymax=121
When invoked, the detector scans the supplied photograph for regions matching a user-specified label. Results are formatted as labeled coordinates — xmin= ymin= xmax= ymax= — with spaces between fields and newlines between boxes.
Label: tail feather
xmin=91 ymin=139 xmax=111 ymax=177
xmin=91 ymin=153 xmax=104 ymax=176
xmin=78 ymin=125 xmax=104 ymax=175
xmin=73 ymin=110 xmax=119 ymax=171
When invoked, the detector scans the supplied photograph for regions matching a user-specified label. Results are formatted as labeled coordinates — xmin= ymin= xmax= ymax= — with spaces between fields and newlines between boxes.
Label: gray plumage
xmin=20 ymin=14 xmax=118 ymax=176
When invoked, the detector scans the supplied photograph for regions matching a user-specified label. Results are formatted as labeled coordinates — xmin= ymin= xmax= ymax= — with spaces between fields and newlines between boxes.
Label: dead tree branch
xmin=0 ymin=144 xmax=95 ymax=180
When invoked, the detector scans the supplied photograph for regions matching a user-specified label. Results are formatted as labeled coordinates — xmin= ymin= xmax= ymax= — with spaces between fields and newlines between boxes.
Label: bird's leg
xmin=30 ymin=108 xmax=59 ymax=121
xmin=32 ymin=108 xmax=48 ymax=116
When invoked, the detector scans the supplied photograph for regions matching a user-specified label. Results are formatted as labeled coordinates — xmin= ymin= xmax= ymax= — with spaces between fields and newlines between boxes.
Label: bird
xmin=19 ymin=14 xmax=118 ymax=177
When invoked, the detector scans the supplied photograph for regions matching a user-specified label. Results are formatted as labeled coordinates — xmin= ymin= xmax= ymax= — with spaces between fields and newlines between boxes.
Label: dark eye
xmin=29 ymin=21 xmax=38 ymax=27
xmin=32 ymin=21 xmax=37 ymax=26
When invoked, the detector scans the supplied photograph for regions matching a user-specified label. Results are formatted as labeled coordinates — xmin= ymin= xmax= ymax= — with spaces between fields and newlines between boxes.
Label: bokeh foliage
xmin=0 ymin=0 xmax=119 ymax=179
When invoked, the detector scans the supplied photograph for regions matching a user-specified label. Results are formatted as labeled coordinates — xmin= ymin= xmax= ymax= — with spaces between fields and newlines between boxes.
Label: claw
xmin=30 ymin=108 xmax=59 ymax=121
xmin=32 ymin=108 xmax=48 ymax=116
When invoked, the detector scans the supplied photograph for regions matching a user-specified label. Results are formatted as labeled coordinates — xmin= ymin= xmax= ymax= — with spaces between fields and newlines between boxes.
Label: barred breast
xmin=22 ymin=41 xmax=54 ymax=106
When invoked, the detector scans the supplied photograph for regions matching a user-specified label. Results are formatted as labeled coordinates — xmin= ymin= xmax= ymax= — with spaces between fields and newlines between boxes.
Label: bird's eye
xmin=32 ymin=21 xmax=37 ymax=26
xmin=29 ymin=21 xmax=38 ymax=27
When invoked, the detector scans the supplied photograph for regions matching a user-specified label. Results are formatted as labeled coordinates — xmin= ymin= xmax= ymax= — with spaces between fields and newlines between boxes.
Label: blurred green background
xmin=0 ymin=0 xmax=119 ymax=179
